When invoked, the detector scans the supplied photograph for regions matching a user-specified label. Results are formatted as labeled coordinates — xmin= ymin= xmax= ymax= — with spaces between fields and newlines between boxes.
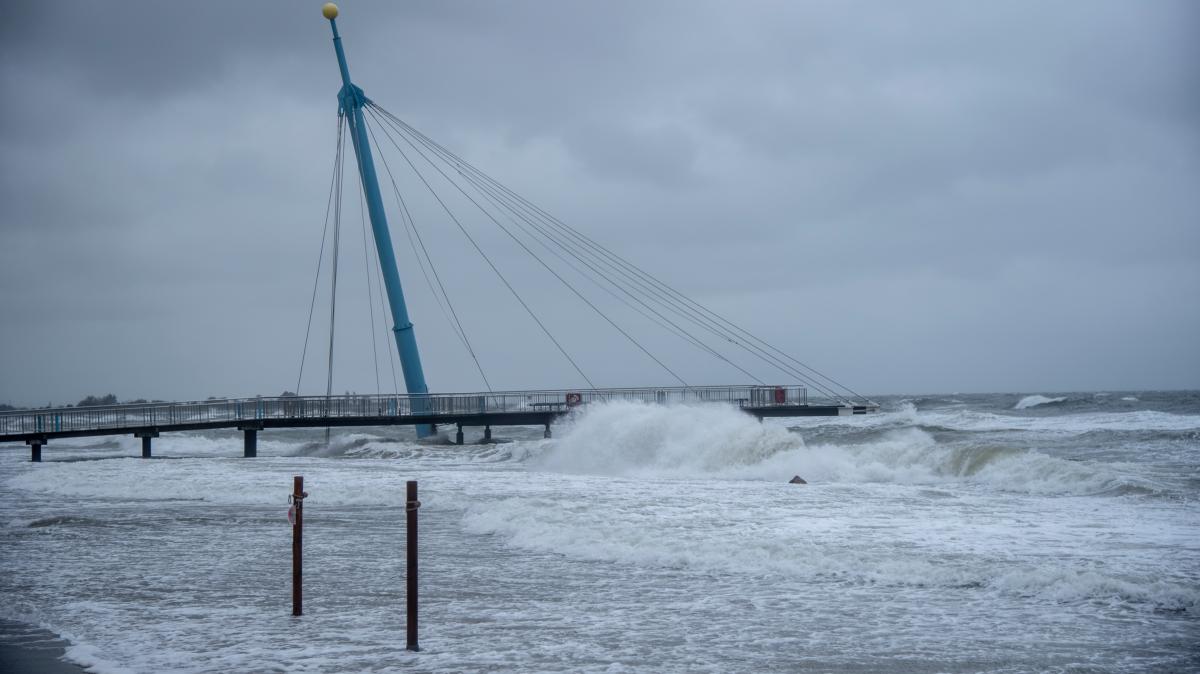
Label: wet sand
xmin=0 ymin=620 xmax=88 ymax=673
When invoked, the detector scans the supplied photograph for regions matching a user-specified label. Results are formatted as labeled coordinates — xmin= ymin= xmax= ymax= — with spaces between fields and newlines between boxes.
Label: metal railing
xmin=0 ymin=385 xmax=811 ymax=438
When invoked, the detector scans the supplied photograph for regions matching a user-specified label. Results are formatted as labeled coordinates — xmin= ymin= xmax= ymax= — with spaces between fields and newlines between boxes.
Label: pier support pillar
xmin=455 ymin=424 xmax=464 ymax=445
xmin=483 ymin=426 xmax=492 ymax=443
xmin=544 ymin=423 xmax=552 ymax=439
xmin=238 ymin=422 xmax=263 ymax=458
xmin=29 ymin=441 xmax=42 ymax=462
xmin=135 ymin=431 xmax=159 ymax=458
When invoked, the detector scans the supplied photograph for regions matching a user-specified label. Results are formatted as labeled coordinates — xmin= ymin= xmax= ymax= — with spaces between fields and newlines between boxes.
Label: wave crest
xmin=537 ymin=401 xmax=801 ymax=478
xmin=1014 ymin=395 xmax=1068 ymax=410
xmin=532 ymin=401 xmax=1147 ymax=496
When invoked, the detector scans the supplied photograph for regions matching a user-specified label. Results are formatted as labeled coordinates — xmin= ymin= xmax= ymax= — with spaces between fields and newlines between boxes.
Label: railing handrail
xmin=0 ymin=385 xmax=837 ymax=438
xmin=0 ymin=385 xmax=812 ymax=416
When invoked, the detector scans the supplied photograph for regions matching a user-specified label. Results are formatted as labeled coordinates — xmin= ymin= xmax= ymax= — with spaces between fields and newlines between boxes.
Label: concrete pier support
xmin=483 ymin=426 xmax=492 ymax=443
xmin=544 ymin=423 xmax=552 ymax=439
xmin=29 ymin=441 xmax=42 ymax=462
xmin=238 ymin=423 xmax=263 ymax=458
xmin=455 ymin=424 xmax=464 ymax=445
xmin=135 ymin=431 xmax=159 ymax=458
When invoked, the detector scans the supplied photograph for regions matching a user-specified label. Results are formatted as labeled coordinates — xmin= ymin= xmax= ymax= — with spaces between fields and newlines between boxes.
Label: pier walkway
xmin=1 ymin=386 xmax=875 ymax=461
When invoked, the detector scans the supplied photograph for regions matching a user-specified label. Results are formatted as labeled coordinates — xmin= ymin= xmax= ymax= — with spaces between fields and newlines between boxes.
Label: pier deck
xmin=1 ymin=386 xmax=875 ymax=460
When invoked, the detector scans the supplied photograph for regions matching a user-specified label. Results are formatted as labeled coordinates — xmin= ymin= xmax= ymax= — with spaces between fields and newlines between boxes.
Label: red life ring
xmin=565 ymin=392 xmax=582 ymax=406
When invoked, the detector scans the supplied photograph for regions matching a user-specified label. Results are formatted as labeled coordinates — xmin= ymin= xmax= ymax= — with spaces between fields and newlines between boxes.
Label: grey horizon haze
xmin=1 ymin=0 xmax=1197 ymax=407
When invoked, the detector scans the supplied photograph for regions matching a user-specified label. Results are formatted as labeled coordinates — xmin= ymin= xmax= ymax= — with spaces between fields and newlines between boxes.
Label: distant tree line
xmin=0 ymin=390 xmax=308 ymax=411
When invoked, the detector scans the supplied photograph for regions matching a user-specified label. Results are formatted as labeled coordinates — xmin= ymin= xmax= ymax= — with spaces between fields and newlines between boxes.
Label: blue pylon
xmin=324 ymin=3 xmax=434 ymax=437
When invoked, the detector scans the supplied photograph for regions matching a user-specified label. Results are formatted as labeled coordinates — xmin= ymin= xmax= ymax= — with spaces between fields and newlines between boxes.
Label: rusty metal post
xmin=406 ymin=480 xmax=421 ymax=651
xmin=291 ymin=475 xmax=308 ymax=617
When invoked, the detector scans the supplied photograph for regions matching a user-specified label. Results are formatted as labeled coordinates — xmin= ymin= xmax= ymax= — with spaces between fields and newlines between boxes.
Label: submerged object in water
xmin=789 ymin=475 xmax=808 ymax=485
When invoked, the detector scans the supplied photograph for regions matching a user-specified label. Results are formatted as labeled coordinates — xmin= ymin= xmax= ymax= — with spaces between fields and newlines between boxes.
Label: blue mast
xmin=323 ymin=3 xmax=434 ymax=437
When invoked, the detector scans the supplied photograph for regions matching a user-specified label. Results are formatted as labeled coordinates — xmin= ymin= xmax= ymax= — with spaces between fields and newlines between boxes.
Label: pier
xmin=0 ymin=386 xmax=874 ymax=461
xmin=1 ymin=5 xmax=880 ymax=462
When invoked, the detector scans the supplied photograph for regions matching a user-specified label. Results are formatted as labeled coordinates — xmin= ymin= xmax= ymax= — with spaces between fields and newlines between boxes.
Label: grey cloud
xmin=1 ymin=0 xmax=1197 ymax=406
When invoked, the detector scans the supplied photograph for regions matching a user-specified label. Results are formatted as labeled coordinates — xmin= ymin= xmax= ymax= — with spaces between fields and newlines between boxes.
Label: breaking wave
xmin=534 ymin=401 xmax=1153 ymax=496
xmin=1014 ymin=395 xmax=1068 ymax=410
xmin=535 ymin=401 xmax=801 ymax=478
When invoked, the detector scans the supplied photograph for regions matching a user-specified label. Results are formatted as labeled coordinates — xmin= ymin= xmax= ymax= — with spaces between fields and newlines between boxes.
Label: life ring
xmin=565 ymin=392 xmax=583 ymax=407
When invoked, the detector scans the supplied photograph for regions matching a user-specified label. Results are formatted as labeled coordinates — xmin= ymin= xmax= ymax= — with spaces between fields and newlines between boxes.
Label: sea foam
xmin=534 ymin=401 xmax=1145 ymax=495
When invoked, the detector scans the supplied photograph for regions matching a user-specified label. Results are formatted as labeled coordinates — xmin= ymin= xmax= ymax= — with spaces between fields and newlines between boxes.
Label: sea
xmin=1 ymin=391 xmax=1197 ymax=673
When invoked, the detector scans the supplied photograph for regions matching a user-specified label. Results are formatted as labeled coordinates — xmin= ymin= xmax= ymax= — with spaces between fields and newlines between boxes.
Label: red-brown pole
xmin=292 ymin=475 xmax=305 ymax=617
xmin=406 ymin=480 xmax=420 ymax=651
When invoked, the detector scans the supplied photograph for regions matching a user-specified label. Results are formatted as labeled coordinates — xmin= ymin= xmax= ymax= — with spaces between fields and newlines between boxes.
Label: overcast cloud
xmin=1 ymin=0 xmax=1197 ymax=406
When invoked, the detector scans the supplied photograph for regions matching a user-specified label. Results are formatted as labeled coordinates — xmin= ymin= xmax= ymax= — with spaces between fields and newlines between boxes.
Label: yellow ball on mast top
xmin=321 ymin=3 xmax=339 ymax=20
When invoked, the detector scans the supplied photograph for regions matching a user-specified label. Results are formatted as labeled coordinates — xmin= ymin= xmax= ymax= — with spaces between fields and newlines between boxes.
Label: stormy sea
xmin=1 ymin=391 xmax=1197 ymax=673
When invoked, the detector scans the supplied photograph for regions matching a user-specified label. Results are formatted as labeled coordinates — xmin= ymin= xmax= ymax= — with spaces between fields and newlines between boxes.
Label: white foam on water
xmin=1015 ymin=394 xmax=1068 ymax=410
xmin=839 ymin=402 xmax=1200 ymax=435
xmin=62 ymin=638 xmax=124 ymax=674
xmin=2 ymin=395 xmax=1197 ymax=673
xmin=991 ymin=566 xmax=1199 ymax=608
xmin=535 ymin=401 xmax=802 ymax=478
xmin=533 ymin=401 xmax=1149 ymax=496
xmin=461 ymin=476 xmax=1199 ymax=612
xmin=2 ymin=456 xmax=443 ymax=507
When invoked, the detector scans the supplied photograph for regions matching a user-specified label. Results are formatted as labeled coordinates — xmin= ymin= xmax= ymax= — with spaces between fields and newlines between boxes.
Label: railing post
xmin=406 ymin=480 xmax=421 ymax=652
xmin=291 ymin=476 xmax=308 ymax=616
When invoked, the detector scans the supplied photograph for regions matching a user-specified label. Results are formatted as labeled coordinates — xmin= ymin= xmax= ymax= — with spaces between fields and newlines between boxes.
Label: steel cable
xmin=367 ymin=107 xmax=687 ymax=387
xmin=296 ymin=116 xmax=345 ymax=395
xmin=372 ymin=106 xmax=873 ymax=404
xmin=363 ymin=109 xmax=597 ymax=389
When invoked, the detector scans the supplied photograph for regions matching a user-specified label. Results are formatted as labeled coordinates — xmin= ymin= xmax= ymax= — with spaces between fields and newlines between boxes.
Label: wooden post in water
xmin=291 ymin=475 xmax=307 ymax=616
xmin=406 ymin=480 xmax=421 ymax=651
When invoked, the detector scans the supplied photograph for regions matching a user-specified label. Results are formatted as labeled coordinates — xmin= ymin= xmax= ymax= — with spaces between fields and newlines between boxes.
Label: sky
xmin=1 ymin=0 xmax=1197 ymax=406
